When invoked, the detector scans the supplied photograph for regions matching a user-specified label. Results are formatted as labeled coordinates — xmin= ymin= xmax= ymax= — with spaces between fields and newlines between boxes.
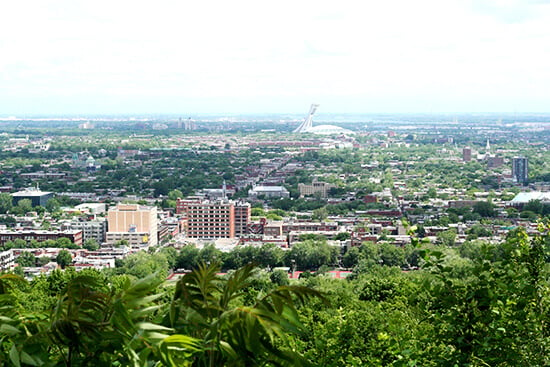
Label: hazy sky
xmin=1 ymin=0 xmax=550 ymax=115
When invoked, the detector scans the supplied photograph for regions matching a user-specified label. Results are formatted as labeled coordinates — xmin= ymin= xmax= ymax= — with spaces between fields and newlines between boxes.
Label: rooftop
xmin=511 ymin=192 xmax=550 ymax=204
xmin=251 ymin=186 xmax=289 ymax=192
xmin=12 ymin=189 xmax=53 ymax=197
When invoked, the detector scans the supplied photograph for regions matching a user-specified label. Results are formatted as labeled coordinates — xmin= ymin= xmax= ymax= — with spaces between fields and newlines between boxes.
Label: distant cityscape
xmin=0 ymin=108 xmax=547 ymax=277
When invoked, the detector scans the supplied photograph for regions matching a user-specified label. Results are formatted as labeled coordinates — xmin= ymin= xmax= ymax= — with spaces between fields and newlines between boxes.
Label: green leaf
xmin=0 ymin=324 xmax=21 ymax=336
xmin=9 ymin=344 xmax=20 ymax=367
xmin=20 ymin=351 xmax=41 ymax=366
xmin=137 ymin=322 xmax=173 ymax=332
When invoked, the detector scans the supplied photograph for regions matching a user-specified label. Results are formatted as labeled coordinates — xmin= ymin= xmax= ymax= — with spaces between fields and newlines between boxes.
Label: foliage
xmin=115 ymin=251 xmax=170 ymax=281
xmin=0 ymin=193 xmax=13 ymax=214
xmin=45 ymin=198 xmax=61 ymax=213
xmin=312 ymin=207 xmax=328 ymax=221
xmin=222 ymin=243 xmax=285 ymax=270
xmin=436 ymin=228 xmax=457 ymax=246
xmin=0 ymin=271 xmax=190 ymax=366
xmin=14 ymin=198 xmax=33 ymax=214
xmin=168 ymin=262 xmax=325 ymax=366
xmin=472 ymin=201 xmax=495 ymax=217
xmin=83 ymin=239 xmax=100 ymax=251
xmin=15 ymin=251 xmax=36 ymax=267
xmin=56 ymin=249 xmax=73 ymax=269
xmin=286 ymin=240 xmax=339 ymax=270
xmin=418 ymin=224 xmax=550 ymax=366
xmin=269 ymin=269 xmax=290 ymax=286
xmin=0 ymin=262 xmax=327 ymax=366
xmin=175 ymin=245 xmax=201 ymax=270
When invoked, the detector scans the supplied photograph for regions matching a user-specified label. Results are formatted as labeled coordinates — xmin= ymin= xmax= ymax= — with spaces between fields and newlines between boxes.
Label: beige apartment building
xmin=298 ymin=179 xmax=335 ymax=198
xmin=106 ymin=204 xmax=158 ymax=248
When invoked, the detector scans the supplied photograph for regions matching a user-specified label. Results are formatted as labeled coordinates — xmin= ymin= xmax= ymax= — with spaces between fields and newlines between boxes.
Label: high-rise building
xmin=177 ymin=198 xmax=250 ymax=239
xmin=512 ymin=156 xmax=529 ymax=184
xmin=462 ymin=147 xmax=472 ymax=162
xmin=106 ymin=204 xmax=158 ymax=248
xmin=234 ymin=201 xmax=251 ymax=237
xmin=184 ymin=117 xmax=196 ymax=130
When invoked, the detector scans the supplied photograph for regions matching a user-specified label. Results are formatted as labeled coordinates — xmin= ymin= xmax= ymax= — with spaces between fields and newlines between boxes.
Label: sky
xmin=1 ymin=0 xmax=550 ymax=115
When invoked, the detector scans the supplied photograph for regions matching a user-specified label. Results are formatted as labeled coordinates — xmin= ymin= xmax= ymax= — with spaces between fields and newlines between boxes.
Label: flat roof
xmin=251 ymin=186 xmax=288 ymax=191
xmin=511 ymin=192 xmax=550 ymax=203
xmin=0 ymin=230 xmax=81 ymax=234
xmin=12 ymin=190 xmax=53 ymax=197
xmin=75 ymin=203 xmax=105 ymax=208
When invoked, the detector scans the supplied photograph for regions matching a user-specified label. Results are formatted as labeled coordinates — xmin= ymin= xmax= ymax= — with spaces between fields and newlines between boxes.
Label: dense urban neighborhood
xmin=0 ymin=114 xmax=548 ymax=365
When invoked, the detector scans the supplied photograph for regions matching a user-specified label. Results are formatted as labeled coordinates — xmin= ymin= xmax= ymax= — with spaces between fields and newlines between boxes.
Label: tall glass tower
xmin=512 ymin=156 xmax=528 ymax=184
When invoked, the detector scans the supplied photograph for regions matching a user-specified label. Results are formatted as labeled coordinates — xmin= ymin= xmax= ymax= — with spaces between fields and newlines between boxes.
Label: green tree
xmin=83 ymin=239 xmax=100 ymax=251
xmin=168 ymin=189 xmax=184 ymax=200
xmin=437 ymin=228 xmax=457 ymax=246
xmin=342 ymin=246 xmax=362 ymax=268
xmin=472 ymin=201 xmax=495 ymax=217
xmin=379 ymin=243 xmax=406 ymax=267
xmin=198 ymin=243 xmax=222 ymax=264
xmin=4 ymin=238 xmax=28 ymax=249
xmin=334 ymin=232 xmax=351 ymax=241
xmin=40 ymin=220 xmax=52 ymax=230
xmin=56 ymin=237 xmax=78 ymax=249
xmin=16 ymin=198 xmax=33 ymax=214
xmin=256 ymin=243 xmax=285 ymax=268
xmin=422 ymin=225 xmax=550 ymax=366
xmin=251 ymin=207 xmax=265 ymax=217
xmin=45 ymin=198 xmax=61 ymax=213
xmin=270 ymin=269 xmax=290 ymax=286
xmin=116 ymin=251 xmax=169 ymax=280
xmin=506 ymin=207 xmax=519 ymax=218
xmin=0 ymin=192 xmax=13 ymax=214
xmin=16 ymin=251 xmax=36 ymax=267
xmin=56 ymin=249 xmax=73 ymax=269
xmin=176 ymin=245 xmax=200 ymax=270
xmin=312 ymin=207 xmax=328 ymax=221
xmin=287 ymin=240 xmax=338 ymax=270
xmin=159 ymin=246 xmax=178 ymax=270
xmin=466 ymin=224 xmax=492 ymax=240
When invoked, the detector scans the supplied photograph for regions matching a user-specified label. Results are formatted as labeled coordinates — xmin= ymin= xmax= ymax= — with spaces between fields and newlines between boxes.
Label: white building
xmin=61 ymin=219 xmax=107 ymax=244
xmin=248 ymin=186 xmax=290 ymax=198
xmin=74 ymin=203 xmax=106 ymax=215
xmin=0 ymin=249 xmax=15 ymax=271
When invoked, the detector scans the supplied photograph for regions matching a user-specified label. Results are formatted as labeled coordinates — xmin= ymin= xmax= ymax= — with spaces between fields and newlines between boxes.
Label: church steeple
xmin=486 ymin=139 xmax=490 ymax=153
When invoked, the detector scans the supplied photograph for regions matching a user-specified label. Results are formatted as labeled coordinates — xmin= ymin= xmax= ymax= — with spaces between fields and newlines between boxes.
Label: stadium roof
xmin=304 ymin=124 xmax=355 ymax=135
xmin=510 ymin=192 xmax=550 ymax=204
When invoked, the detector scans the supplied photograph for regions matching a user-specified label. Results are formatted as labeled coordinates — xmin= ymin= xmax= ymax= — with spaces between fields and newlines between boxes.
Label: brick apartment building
xmin=177 ymin=198 xmax=250 ymax=239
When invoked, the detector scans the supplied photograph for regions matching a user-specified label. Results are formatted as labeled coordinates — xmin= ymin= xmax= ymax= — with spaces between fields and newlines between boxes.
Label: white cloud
xmin=1 ymin=0 xmax=550 ymax=113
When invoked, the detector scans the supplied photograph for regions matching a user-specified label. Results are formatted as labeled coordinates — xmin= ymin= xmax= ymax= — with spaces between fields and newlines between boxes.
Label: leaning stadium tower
xmin=293 ymin=104 xmax=319 ymax=133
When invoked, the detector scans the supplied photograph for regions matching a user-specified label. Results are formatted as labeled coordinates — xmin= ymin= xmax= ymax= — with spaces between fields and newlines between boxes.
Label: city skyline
xmin=2 ymin=0 xmax=550 ymax=115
